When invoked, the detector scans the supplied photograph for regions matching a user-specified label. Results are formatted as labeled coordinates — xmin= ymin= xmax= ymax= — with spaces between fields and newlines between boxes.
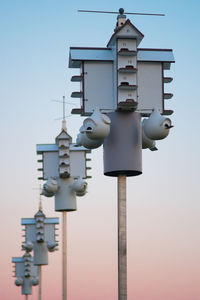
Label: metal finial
xmin=119 ymin=8 xmax=124 ymax=15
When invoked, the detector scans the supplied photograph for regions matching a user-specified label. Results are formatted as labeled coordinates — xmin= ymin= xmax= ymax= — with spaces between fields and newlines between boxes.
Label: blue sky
xmin=0 ymin=1 xmax=200 ymax=299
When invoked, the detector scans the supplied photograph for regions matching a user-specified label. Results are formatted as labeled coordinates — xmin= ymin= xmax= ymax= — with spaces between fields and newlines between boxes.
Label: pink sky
xmin=0 ymin=0 xmax=200 ymax=299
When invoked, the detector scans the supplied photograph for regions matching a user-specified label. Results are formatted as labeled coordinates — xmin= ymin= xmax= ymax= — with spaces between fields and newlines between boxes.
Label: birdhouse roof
xmin=107 ymin=19 xmax=144 ymax=47
xmin=34 ymin=209 xmax=46 ymax=218
xmin=21 ymin=217 xmax=59 ymax=225
xmin=68 ymin=47 xmax=174 ymax=69
xmin=56 ymin=129 xmax=72 ymax=143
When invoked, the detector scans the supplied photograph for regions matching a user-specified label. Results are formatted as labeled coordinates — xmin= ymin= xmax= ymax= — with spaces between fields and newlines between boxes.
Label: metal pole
xmin=118 ymin=175 xmax=127 ymax=300
xmin=38 ymin=265 xmax=42 ymax=300
xmin=25 ymin=295 xmax=28 ymax=300
xmin=62 ymin=211 xmax=67 ymax=300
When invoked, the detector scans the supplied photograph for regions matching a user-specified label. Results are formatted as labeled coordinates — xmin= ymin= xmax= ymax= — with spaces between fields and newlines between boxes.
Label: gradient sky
xmin=0 ymin=0 xmax=200 ymax=299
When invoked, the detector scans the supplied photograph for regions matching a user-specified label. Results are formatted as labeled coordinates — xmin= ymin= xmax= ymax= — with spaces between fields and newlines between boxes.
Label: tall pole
xmin=118 ymin=175 xmax=127 ymax=300
xmin=62 ymin=211 xmax=67 ymax=300
xmin=25 ymin=295 xmax=28 ymax=300
xmin=38 ymin=265 xmax=42 ymax=300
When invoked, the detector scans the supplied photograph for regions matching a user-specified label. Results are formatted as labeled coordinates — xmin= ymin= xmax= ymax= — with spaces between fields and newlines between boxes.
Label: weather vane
xmin=78 ymin=7 xmax=165 ymax=16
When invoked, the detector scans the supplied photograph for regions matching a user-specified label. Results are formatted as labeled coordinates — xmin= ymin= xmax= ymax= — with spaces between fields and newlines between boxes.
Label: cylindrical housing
xmin=55 ymin=177 xmax=77 ymax=211
xmin=22 ymin=277 xmax=32 ymax=295
xmin=33 ymin=242 xmax=48 ymax=265
xmin=103 ymin=112 xmax=142 ymax=177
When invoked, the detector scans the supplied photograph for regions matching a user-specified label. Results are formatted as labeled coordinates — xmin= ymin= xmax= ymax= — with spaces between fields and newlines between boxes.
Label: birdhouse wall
xmin=43 ymin=152 xmax=59 ymax=180
xmin=31 ymin=264 xmax=38 ymax=277
xmin=69 ymin=150 xmax=86 ymax=178
xmin=83 ymin=62 xmax=114 ymax=113
xmin=44 ymin=224 xmax=56 ymax=243
xmin=137 ymin=62 xmax=163 ymax=113
xmin=26 ymin=224 xmax=36 ymax=242
xmin=15 ymin=261 xmax=24 ymax=277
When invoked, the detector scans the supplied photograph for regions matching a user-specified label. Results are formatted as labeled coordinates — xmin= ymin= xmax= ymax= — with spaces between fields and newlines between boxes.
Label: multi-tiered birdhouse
xmin=21 ymin=210 xmax=59 ymax=265
xmin=69 ymin=9 xmax=175 ymax=176
xmin=12 ymin=252 xmax=39 ymax=295
xmin=69 ymin=13 xmax=174 ymax=117
xmin=37 ymin=126 xmax=91 ymax=211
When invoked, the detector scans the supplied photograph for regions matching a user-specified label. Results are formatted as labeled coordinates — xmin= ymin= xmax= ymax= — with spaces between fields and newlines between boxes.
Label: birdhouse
xmin=69 ymin=16 xmax=174 ymax=116
xmin=12 ymin=254 xmax=39 ymax=295
xmin=37 ymin=129 xmax=91 ymax=180
xmin=21 ymin=211 xmax=59 ymax=265
xmin=37 ymin=126 xmax=91 ymax=211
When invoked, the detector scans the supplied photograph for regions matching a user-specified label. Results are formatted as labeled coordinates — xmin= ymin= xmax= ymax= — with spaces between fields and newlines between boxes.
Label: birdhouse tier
xmin=12 ymin=256 xmax=38 ymax=277
xmin=69 ymin=48 xmax=174 ymax=69
xmin=21 ymin=217 xmax=59 ymax=243
xmin=69 ymin=46 xmax=174 ymax=115
xmin=37 ymin=143 xmax=91 ymax=180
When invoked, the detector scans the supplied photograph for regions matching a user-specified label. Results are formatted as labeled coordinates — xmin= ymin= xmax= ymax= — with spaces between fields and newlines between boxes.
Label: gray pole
xmin=62 ymin=211 xmax=67 ymax=300
xmin=25 ymin=295 xmax=28 ymax=300
xmin=38 ymin=265 xmax=42 ymax=300
xmin=118 ymin=175 xmax=127 ymax=300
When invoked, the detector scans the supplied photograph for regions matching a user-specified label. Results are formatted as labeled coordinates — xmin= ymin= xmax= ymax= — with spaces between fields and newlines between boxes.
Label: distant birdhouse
xmin=37 ymin=129 xmax=91 ymax=180
xmin=21 ymin=211 xmax=59 ymax=265
xmin=12 ymin=254 xmax=39 ymax=295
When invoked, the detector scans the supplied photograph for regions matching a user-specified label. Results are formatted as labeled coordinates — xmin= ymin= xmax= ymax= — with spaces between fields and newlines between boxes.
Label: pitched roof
xmin=56 ymin=129 xmax=72 ymax=143
xmin=107 ymin=19 xmax=144 ymax=47
xmin=34 ymin=209 xmax=46 ymax=218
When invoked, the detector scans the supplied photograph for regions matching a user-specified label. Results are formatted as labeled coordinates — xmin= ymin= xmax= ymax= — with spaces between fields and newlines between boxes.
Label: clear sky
xmin=0 ymin=0 xmax=200 ymax=299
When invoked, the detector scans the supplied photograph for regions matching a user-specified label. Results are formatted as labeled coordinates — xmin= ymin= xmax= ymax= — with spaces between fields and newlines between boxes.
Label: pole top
xmin=119 ymin=8 xmax=124 ymax=15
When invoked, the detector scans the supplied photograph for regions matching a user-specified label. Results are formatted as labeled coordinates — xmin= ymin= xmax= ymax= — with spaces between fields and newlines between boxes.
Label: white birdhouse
xmin=37 ymin=127 xmax=91 ymax=211
xmin=37 ymin=129 xmax=91 ymax=181
xmin=21 ymin=210 xmax=59 ymax=265
xmin=12 ymin=254 xmax=39 ymax=295
xmin=69 ymin=16 xmax=174 ymax=116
